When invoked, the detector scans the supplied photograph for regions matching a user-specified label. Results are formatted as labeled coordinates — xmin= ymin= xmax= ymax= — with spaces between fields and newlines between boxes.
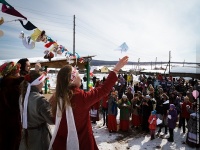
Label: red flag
xmin=2 ymin=4 xmax=27 ymax=20
xmin=45 ymin=42 xmax=56 ymax=48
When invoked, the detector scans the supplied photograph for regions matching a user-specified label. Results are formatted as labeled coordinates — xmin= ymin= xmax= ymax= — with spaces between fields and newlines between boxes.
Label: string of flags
xmin=0 ymin=0 xmax=86 ymax=64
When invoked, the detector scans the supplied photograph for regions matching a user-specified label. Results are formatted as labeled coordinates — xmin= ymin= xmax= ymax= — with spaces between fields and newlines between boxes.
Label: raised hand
xmin=113 ymin=56 xmax=129 ymax=72
xmin=35 ymin=62 xmax=41 ymax=71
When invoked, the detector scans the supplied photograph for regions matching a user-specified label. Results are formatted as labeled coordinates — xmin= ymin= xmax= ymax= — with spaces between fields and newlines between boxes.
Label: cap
xmin=151 ymin=110 xmax=156 ymax=115
xmin=170 ymin=104 xmax=175 ymax=109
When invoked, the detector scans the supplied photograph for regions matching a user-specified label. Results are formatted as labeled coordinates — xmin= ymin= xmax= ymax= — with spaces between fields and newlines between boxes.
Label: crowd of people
xmin=0 ymin=56 xmax=128 ymax=150
xmin=90 ymin=72 xmax=200 ymax=148
xmin=0 ymin=56 xmax=199 ymax=149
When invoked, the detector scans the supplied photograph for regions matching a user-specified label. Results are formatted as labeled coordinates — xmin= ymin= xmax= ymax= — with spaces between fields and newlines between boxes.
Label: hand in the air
xmin=113 ymin=56 xmax=129 ymax=72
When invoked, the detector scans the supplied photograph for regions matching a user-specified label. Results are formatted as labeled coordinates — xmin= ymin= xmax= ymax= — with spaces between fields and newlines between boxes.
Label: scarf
xmin=21 ymin=74 xmax=46 ymax=129
xmin=48 ymin=98 xmax=79 ymax=150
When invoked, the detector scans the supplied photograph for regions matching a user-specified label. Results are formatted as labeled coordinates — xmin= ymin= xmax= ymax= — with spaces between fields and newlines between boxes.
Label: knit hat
xmin=151 ymin=110 xmax=156 ymax=115
xmin=170 ymin=104 xmax=175 ymax=109
xmin=0 ymin=62 xmax=20 ymax=77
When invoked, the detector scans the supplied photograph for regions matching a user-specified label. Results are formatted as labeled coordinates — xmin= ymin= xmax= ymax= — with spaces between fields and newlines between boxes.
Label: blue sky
xmin=0 ymin=0 xmax=200 ymax=62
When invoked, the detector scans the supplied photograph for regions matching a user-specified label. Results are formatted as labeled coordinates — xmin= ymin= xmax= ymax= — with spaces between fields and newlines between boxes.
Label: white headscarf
xmin=20 ymin=74 xmax=46 ymax=129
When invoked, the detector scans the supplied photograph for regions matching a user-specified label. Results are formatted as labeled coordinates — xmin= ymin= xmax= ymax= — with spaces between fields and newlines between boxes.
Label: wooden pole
xmin=44 ymin=66 xmax=48 ymax=94
xmin=73 ymin=15 xmax=75 ymax=55
xmin=169 ymin=51 xmax=171 ymax=74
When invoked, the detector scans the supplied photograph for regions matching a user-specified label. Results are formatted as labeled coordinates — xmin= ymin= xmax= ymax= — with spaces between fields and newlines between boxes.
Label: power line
xmin=77 ymin=18 xmax=121 ymax=45
xmin=13 ymin=5 xmax=73 ymax=18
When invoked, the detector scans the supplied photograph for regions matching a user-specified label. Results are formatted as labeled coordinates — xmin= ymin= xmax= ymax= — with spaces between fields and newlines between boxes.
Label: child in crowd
xmin=148 ymin=110 xmax=157 ymax=140
xmin=167 ymin=104 xmax=178 ymax=142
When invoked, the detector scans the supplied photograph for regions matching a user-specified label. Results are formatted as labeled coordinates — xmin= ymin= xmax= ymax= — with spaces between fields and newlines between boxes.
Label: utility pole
xmin=183 ymin=59 xmax=185 ymax=67
xmin=73 ymin=15 xmax=75 ymax=55
xmin=169 ymin=51 xmax=171 ymax=74
xmin=151 ymin=61 xmax=152 ymax=70
xmin=155 ymin=57 xmax=157 ymax=69
xmin=136 ymin=58 xmax=140 ymax=75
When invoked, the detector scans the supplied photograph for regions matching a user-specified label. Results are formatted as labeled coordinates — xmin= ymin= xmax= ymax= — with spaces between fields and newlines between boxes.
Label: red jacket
xmin=52 ymin=71 xmax=117 ymax=150
xmin=101 ymin=95 xmax=109 ymax=109
xmin=181 ymin=101 xmax=192 ymax=119
xmin=148 ymin=115 xmax=157 ymax=130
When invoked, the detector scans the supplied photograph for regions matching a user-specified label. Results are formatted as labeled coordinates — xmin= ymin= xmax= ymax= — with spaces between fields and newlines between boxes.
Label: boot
xmin=164 ymin=126 xmax=168 ymax=134
xmin=167 ymin=137 xmax=174 ymax=142
xmin=151 ymin=135 xmax=155 ymax=140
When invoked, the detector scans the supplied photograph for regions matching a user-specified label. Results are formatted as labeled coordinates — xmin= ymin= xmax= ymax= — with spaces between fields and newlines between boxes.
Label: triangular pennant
xmin=47 ymin=37 xmax=54 ymax=42
xmin=18 ymin=19 xmax=37 ymax=30
xmin=2 ymin=4 xmax=27 ymax=20
xmin=0 ymin=0 xmax=12 ymax=8
xmin=45 ymin=42 xmax=55 ymax=48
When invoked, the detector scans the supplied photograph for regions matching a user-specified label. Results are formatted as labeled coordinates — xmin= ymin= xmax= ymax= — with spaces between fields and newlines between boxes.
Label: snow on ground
xmin=93 ymin=115 xmax=194 ymax=150
xmin=49 ymin=112 xmax=195 ymax=150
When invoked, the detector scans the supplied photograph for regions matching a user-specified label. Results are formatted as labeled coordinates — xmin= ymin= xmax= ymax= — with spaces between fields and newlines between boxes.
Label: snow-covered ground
xmin=49 ymin=112 xmax=195 ymax=150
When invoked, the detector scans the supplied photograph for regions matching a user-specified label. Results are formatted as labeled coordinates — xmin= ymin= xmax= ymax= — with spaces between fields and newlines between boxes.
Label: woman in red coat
xmin=181 ymin=96 xmax=192 ymax=133
xmin=0 ymin=62 xmax=23 ymax=150
xmin=49 ymin=56 xmax=128 ymax=150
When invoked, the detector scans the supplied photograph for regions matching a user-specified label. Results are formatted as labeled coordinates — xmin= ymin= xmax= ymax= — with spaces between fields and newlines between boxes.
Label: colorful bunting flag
xmin=18 ymin=19 xmax=37 ymax=30
xmin=0 ymin=0 xmax=12 ymax=8
xmin=1 ymin=4 xmax=27 ymax=20
xmin=0 ymin=1 xmax=80 ymax=61
xmin=45 ymin=42 xmax=55 ymax=48
xmin=30 ymin=28 xmax=42 ymax=41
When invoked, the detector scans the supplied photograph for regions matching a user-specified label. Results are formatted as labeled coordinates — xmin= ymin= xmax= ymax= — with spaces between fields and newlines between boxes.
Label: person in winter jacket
xmin=118 ymin=95 xmax=131 ymax=131
xmin=141 ymin=95 xmax=153 ymax=133
xmin=181 ymin=96 xmax=192 ymax=133
xmin=185 ymin=104 xmax=200 ymax=148
xmin=148 ymin=110 xmax=157 ymax=140
xmin=157 ymin=93 xmax=169 ymax=135
xmin=107 ymin=91 xmax=118 ymax=133
xmin=49 ymin=56 xmax=129 ymax=150
xmin=167 ymin=104 xmax=178 ymax=142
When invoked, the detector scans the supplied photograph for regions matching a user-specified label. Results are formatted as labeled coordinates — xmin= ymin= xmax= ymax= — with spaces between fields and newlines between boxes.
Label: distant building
xmin=140 ymin=66 xmax=200 ymax=79
xmin=99 ymin=66 xmax=110 ymax=73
